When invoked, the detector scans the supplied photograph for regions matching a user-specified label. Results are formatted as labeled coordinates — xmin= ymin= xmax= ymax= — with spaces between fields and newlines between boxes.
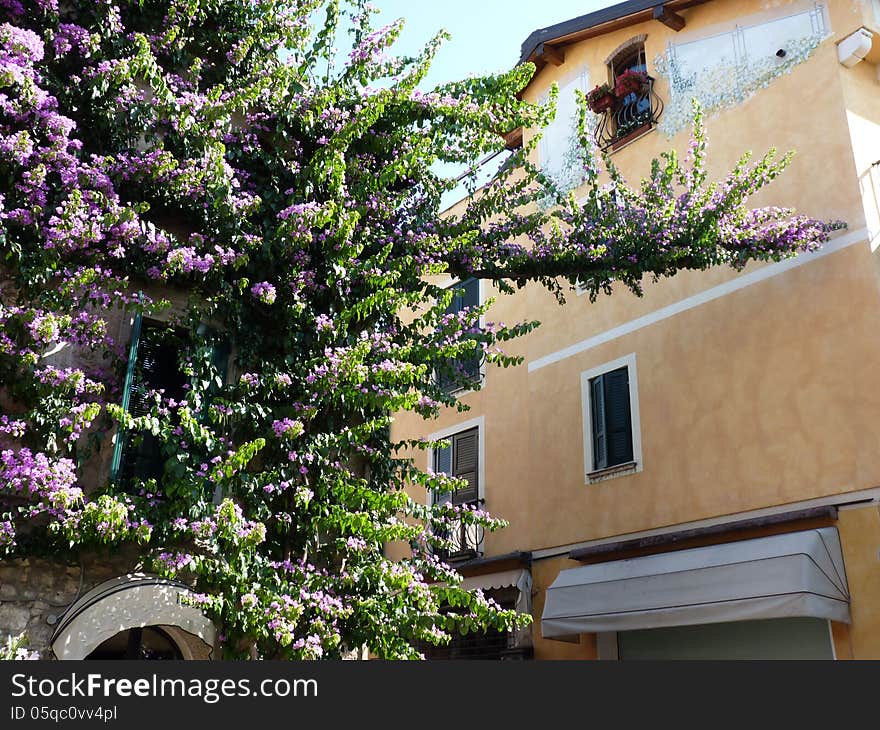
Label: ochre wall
xmin=837 ymin=505 xmax=880 ymax=658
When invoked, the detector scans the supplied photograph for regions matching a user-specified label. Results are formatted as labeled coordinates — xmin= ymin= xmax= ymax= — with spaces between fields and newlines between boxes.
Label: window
xmin=433 ymin=427 xmax=479 ymax=506
xmin=428 ymin=419 xmax=485 ymax=561
xmin=594 ymin=38 xmax=661 ymax=150
xmin=589 ymin=366 xmax=632 ymax=469
xmin=437 ymin=278 xmax=482 ymax=393
xmin=581 ymin=354 xmax=642 ymax=481
xmin=110 ymin=314 xmax=229 ymax=487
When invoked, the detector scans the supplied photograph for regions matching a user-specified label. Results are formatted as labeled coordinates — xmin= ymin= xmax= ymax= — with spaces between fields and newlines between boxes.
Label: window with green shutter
xmin=437 ymin=278 xmax=482 ymax=393
xmin=433 ymin=427 xmax=480 ymax=505
xmin=431 ymin=426 xmax=483 ymax=561
xmin=110 ymin=317 xmax=230 ymax=488
xmin=589 ymin=366 xmax=633 ymax=471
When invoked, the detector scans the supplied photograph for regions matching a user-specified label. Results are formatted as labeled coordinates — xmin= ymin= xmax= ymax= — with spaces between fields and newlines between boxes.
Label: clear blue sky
xmin=369 ymin=0 xmax=615 ymax=88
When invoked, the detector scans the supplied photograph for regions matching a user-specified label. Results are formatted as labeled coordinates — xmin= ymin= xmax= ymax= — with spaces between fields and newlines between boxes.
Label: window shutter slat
xmin=452 ymin=429 xmax=479 ymax=504
xmin=604 ymin=367 xmax=633 ymax=466
xmin=591 ymin=374 xmax=607 ymax=470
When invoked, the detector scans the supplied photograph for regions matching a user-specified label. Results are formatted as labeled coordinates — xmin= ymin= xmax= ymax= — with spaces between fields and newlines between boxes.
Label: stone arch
xmin=604 ymin=33 xmax=648 ymax=67
xmin=50 ymin=574 xmax=215 ymax=660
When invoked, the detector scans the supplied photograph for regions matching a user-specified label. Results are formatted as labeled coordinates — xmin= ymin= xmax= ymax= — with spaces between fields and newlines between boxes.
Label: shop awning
xmin=542 ymin=527 xmax=850 ymax=640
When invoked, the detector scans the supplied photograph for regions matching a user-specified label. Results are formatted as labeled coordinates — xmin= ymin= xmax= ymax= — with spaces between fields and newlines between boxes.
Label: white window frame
xmin=580 ymin=352 xmax=643 ymax=484
xmin=425 ymin=415 xmax=486 ymax=507
xmin=435 ymin=276 xmax=486 ymax=394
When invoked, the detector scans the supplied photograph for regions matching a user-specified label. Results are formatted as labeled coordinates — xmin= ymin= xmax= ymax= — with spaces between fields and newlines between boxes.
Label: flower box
xmin=586 ymin=83 xmax=616 ymax=114
xmin=589 ymin=93 xmax=616 ymax=113
xmin=614 ymin=69 xmax=648 ymax=98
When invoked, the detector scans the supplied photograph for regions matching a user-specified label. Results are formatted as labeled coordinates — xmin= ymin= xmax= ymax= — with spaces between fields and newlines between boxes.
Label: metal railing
xmin=433 ymin=500 xmax=485 ymax=562
xmin=594 ymin=76 xmax=663 ymax=151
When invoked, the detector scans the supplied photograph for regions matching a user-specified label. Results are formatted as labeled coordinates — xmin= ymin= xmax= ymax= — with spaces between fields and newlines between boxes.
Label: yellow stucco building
xmin=391 ymin=0 xmax=880 ymax=659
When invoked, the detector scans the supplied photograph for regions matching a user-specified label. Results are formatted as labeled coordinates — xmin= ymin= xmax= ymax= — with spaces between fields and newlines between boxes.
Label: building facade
xmin=390 ymin=0 xmax=880 ymax=659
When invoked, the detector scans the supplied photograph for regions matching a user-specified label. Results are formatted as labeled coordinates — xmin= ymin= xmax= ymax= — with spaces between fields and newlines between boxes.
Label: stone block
xmin=0 ymin=603 xmax=31 ymax=634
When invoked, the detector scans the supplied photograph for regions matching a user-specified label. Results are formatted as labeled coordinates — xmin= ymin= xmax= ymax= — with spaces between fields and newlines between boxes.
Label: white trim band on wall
xmin=529 ymin=228 xmax=870 ymax=373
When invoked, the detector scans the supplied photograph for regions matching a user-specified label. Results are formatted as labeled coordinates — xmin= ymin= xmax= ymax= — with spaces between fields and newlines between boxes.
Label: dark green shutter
xmin=452 ymin=428 xmax=479 ymax=504
xmin=210 ymin=340 xmax=230 ymax=390
xmin=433 ymin=442 xmax=453 ymax=505
xmin=591 ymin=374 xmax=607 ymax=470
xmin=116 ymin=321 xmax=189 ymax=485
xmin=439 ymin=279 xmax=481 ymax=392
xmin=604 ymin=367 xmax=633 ymax=467
xmin=110 ymin=312 xmax=143 ymax=482
xmin=460 ymin=278 xmax=479 ymax=309
xmin=459 ymin=279 xmax=481 ymax=381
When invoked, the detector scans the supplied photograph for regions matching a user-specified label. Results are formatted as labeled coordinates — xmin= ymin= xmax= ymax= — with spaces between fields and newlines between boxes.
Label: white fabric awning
xmin=542 ymin=527 xmax=850 ymax=640
xmin=460 ymin=568 xmax=528 ymax=593
xmin=461 ymin=568 xmax=532 ymax=616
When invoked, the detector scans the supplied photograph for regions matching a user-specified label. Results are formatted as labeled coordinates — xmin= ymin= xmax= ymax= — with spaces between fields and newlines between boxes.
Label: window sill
xmin=587 ymin=461 xmax=638 ymax=483
xmin=608 ymin=124 xmax=655 ymax=154
xmin=440 ymin=377 xmax=484 ymax=397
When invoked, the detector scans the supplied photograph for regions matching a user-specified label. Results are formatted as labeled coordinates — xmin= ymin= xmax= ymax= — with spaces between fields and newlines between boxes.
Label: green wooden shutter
xmin=439 ymin=279 xmax=481 ymax=392
xmin=110 ymin=312 xmax=143 ymax=482
xmin=433 ymin=442 xmax=453 ymax=505
xmin=591 ymin=374 xmax=607 ymax=470
xmin=116 ymin=321 xmax=189 ymax=485
xmin=604 ymin=367 xmax=633 ymax=467
xmin=459 ymin=279 xmax=481 ymax=382
xmin=460 ymin=278 xmax=479 ymax=309
xmin=210 ymin=340 xmax=230 ymax=390
xmin=452 ymin=428 xmax=479 ymax=504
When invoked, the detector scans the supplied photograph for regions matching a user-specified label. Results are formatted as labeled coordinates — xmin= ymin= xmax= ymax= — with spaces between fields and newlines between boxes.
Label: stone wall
xmin=0 ymin=556 xmax=128 ymax=659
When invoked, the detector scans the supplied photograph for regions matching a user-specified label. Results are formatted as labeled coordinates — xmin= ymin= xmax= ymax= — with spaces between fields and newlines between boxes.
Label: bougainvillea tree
xmin=0 ymin=0 xmax=842 ymax=658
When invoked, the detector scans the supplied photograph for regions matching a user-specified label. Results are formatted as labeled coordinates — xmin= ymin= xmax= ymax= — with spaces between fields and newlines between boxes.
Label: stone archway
xmin=50 ymin=574 xmax=216 ymax=660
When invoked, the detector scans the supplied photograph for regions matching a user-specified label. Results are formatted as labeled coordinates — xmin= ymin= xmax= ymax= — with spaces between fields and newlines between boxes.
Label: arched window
xmin=609 ymin=40 xmax=647 ymax=81
xmin=594 ymin=36 xmax=662 ymax=150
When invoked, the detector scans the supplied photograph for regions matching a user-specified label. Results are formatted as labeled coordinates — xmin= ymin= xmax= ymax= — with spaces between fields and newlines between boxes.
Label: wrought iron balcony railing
xmin=594 ymin=75 xmax=663 ymax=151
xmin=433 ymin=500 xmax=485 ymax=563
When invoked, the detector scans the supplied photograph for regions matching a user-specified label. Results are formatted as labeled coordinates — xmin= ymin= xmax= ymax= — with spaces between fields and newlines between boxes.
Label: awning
xmin=51 ymin=574 xmax=216 ymax=660
xmin=542 ymin=527 xmax=850 ymax=640
xmin=461 ymin=568 xmax=532 ymax=615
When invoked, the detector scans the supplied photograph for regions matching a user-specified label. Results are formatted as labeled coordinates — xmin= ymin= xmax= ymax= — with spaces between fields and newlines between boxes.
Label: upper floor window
xmin=433 ymin=427 xmax=479 ymax=507
xmin=110 ymin=315 xmax=229 ymax=488
xmin=429 ymin=420 xmax=485 ymax=562
xmin=592 ymin=37 xmax=662 ymax=151
xmin=437 ymin=278 xmax=482 ymax=394
xmin=589 ymin=366 xmax=633 ymax=470
xmin=581 ymin=354 xmax=643 ymax=483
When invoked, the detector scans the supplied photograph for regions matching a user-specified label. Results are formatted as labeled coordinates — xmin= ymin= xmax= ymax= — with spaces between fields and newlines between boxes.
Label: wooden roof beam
xmin=536 ymin=42 xmax=565 ymax=67
xmin=502 ymin=127 xmax=523 ymax=151
xmin=653 ymin=5 xmax=686 ymax=32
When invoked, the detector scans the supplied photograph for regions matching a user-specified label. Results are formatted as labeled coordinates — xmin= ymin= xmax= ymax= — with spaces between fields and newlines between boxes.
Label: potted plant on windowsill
xmin=614 ymin=69 xmax=649 ymax=98
xmin=586 ymin=82 xmax=616 ymax=113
